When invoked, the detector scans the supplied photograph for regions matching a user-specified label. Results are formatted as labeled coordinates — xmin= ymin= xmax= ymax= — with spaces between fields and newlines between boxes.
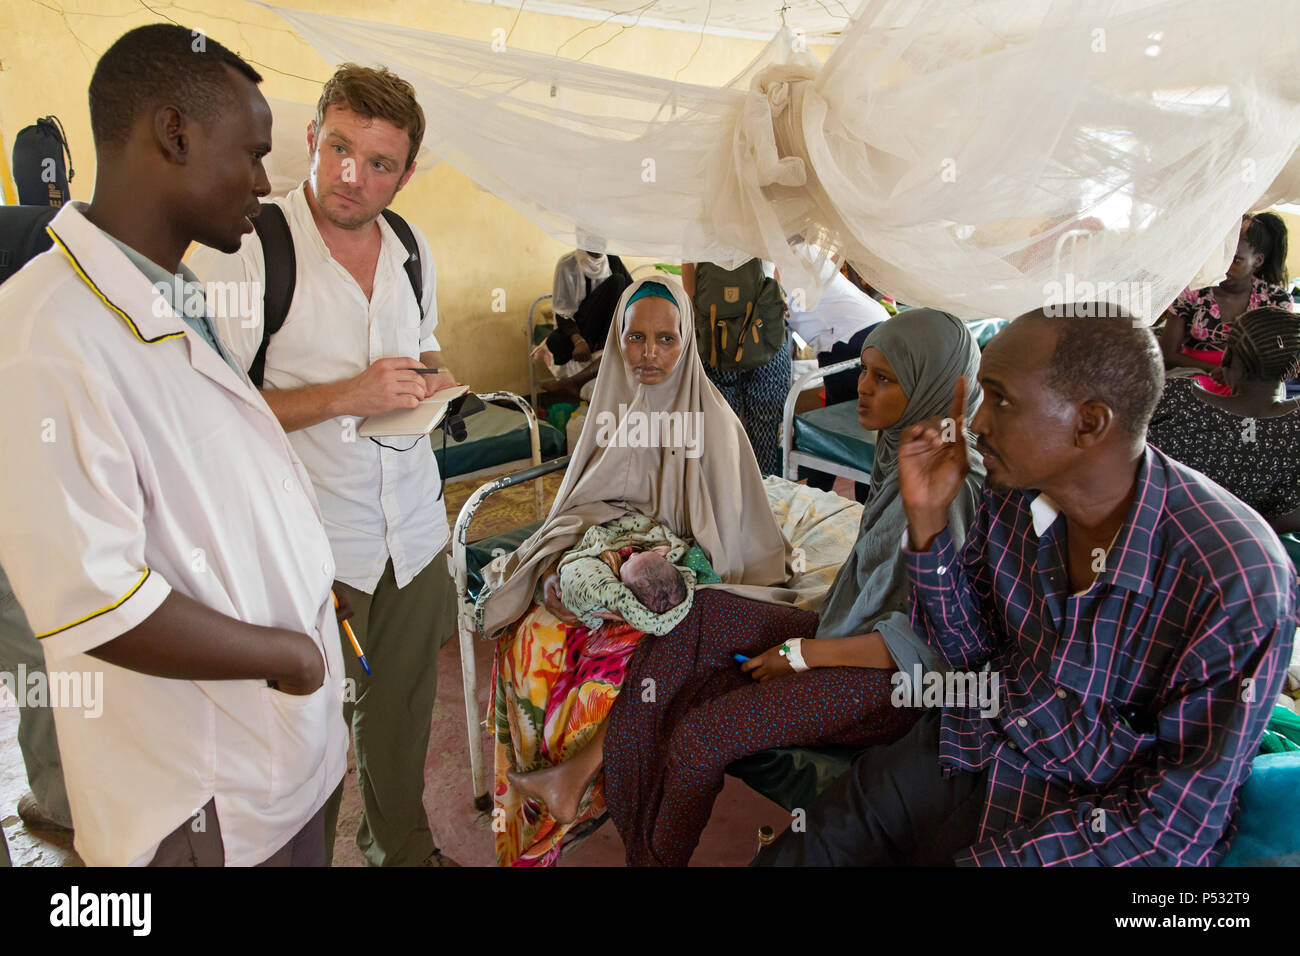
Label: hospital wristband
xmin=779 ymin=638 xmax=810 ymax=673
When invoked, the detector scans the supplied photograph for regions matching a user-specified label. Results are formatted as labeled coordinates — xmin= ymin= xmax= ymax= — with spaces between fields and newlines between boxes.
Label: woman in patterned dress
xmin=1158 ymin=212 xmax=1291 ymax=395
xmin=475 ymin=276 xmax=792 ymax=865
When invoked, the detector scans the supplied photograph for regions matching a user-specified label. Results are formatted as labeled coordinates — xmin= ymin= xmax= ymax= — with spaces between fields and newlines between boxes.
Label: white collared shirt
xmin=0 ymin=203 xmax=347 ymax=867
xmin=787 ymin=261 xmax=890 ymax=355
xmin=189 ymin=184 xmax=448 ymax=592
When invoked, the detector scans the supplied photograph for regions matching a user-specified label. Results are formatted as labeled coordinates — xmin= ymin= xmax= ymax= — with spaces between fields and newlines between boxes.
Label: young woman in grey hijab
xmin=604 ymin=307 xmax=986 ymax=866
xmin=778 ymin=307 xmax=987 ymax=676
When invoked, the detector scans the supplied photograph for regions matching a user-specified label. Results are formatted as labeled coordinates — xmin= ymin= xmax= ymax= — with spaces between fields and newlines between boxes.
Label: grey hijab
xmin=814 ymin=309 xmax=986 ymax=676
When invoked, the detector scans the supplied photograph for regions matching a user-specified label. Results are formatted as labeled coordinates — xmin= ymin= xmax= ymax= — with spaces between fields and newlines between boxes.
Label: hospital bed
xmin=781 ymin=317 xmax=1010 ymax=488
xmin=433 ymin=391 xmax=565 ymax=519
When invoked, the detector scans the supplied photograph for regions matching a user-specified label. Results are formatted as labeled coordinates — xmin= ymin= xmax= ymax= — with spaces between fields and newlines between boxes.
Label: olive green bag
xmin=693 ymin=259 xmax=789 ymax=371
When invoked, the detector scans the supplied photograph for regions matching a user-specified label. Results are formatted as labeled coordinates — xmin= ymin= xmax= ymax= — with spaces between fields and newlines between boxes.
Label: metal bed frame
xmin=456 ymin=390 xmax=548 ymax=520
xmin=780 ymin=357 xmax=874 ymax=486
xmin=452 ymin=454 xmax=571 ymax=809
xmin=526 ymin=293 xmax=553 ymax=412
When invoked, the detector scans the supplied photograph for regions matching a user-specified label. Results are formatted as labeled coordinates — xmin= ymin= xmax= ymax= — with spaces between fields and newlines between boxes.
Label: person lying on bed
xmin=600 ymin=308 xmax=987 ymax=866
xmin=756 ymin=308 xmax=1294 ymax=866
xmin=474 ymin=275 xmax=794 ymax=866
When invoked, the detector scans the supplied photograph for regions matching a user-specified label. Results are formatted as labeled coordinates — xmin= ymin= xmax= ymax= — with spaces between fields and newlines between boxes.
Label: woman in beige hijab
xmin=479 ymin=275 xmax=791 ymax=865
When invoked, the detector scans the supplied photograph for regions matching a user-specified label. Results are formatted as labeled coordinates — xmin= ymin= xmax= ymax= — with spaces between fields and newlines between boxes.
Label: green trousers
xmin=323 ymin=549 xmax=456 ymax=866
xmin=0 ymin=563 xmax=73 ymax=830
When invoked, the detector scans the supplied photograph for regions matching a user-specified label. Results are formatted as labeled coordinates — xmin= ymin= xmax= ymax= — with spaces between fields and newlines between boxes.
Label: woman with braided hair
xmin=1147 ymin=305 xmax=1300 ymax=533
xmin=1158 ymin=212 xmax=1292 ymax=395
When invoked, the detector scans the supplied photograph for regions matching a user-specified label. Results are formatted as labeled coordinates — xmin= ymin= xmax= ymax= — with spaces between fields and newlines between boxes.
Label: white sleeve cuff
xmin=39 ymin=571 xmax=172 ymax=662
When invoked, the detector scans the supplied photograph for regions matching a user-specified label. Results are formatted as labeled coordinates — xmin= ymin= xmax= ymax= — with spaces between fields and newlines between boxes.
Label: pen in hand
xmin=333 ymin=590 xmax=371 ymax=676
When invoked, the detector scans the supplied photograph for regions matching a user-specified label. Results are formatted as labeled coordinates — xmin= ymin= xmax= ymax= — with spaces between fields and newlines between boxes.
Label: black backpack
xmin=12 ymin=117 xmax=74 ymax=207
xmin=0 ymin=205 xmax=58 ymax=286
xmin=249 ymin=203 xmax=423 ymax=387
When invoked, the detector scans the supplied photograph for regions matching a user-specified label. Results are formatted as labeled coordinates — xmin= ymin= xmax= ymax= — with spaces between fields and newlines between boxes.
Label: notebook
xmin=357 ymin=385 xmax=471 ymax=438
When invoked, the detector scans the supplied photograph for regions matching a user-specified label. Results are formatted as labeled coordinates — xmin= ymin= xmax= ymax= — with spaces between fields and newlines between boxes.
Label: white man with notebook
xmin=189 ymin=64 xmax=460 ymax=868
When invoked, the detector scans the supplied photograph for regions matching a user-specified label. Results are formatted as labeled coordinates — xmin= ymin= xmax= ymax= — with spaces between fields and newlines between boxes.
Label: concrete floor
xmin=1 ymin=468 xmax=854 ymax=867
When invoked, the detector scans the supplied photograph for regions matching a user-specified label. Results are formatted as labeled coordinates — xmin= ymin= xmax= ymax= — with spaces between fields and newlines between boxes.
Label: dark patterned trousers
xmin=704 ymin=334 xmax=792 ymax=477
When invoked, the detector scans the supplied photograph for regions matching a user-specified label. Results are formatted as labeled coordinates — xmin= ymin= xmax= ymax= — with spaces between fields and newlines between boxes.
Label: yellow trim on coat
xmin=36 ymin=568 xmax=153 ymax=639
xmin=47 ymin=227 xmax=186 ymax=345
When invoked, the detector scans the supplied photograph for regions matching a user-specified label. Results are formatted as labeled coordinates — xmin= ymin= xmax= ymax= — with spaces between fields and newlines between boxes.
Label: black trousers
xmin=752 ymin=710 xmax=988 ymax=866
xmin=148 ymin=787 xmax=336 ymax=867
xmin=545 ymin=273 xmax=633 ymax=364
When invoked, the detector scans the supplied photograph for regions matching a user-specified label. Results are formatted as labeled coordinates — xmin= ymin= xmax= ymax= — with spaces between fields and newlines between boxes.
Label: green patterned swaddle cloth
xmin=556 ymin=513 xmax=698 ymax=635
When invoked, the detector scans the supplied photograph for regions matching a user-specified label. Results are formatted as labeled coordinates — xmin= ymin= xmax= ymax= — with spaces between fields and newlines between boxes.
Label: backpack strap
xmin=735 ymin=300 xmax=755 ymax=364
xmin=250 ymin=206 xmax=424 ymax=388
xmin=709 ymin=303 xmax=718 ymax=367
xmin=380 ymin=209 xmax=424 ymax=315
xmin=249 ymin=202 xmax=295 ymax=389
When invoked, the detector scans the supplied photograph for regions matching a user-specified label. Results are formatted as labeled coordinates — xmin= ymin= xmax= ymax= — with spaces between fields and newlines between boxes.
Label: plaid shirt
xmin=905 ymin=446 xmax=1295 ymax=865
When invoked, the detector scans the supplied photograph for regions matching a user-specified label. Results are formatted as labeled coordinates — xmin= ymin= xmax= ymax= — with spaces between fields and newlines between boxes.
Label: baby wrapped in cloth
xmin=555 ymin=514 xmax=696 ymax=635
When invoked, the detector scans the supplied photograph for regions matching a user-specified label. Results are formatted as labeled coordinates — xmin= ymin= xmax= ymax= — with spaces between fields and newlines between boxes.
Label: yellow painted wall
xmin=1271 ymin=210 xmax=1300 ymax=283
xmin=4 ymin=1 xmax=1293 ymax=393
xmin=0 ymin=0 xmax=809 ymax=394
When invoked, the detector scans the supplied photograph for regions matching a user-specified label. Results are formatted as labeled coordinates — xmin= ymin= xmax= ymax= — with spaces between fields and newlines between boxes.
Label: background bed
xmin=781 ymin=316 xmax=1010 ymax=488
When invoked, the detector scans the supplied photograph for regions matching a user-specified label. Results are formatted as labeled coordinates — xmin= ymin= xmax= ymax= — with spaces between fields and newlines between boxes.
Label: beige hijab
xmin=478 ymin=274 xmax=793 ymax=638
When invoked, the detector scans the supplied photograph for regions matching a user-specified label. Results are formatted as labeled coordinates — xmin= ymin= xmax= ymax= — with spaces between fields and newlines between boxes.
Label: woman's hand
xmin=541 ymin=571 xmax=578 ymax=623
xmin=740 ymin=643 xmax=795 ymax=682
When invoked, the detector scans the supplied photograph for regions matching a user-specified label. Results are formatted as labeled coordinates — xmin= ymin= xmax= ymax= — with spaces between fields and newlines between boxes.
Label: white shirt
xmin=189 ymin=184 xmax=448 ymax=592
xmin=787 ymin=263 xmax=890 ymax=355
xmin=0 ymin=203 xmax=347 ymax=866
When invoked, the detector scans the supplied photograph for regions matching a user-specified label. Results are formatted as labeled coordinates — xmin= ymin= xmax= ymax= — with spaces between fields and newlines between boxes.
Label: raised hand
xmin=898 ymin=375 xmax=970 ymax=551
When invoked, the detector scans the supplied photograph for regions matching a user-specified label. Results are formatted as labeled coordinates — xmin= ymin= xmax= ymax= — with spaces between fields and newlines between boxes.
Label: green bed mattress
xmin=793 ymin=400 xmax=876 ymax=474
xmin=432 ymin=402 xmax=565 ymax=479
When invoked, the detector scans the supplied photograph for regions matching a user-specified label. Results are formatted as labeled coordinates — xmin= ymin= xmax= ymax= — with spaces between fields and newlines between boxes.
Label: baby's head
xmin=619 ymin=548 xmax=687 ymax=614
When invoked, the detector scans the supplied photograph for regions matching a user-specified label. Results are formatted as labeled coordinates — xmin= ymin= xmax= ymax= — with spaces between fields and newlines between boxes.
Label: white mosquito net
xmin=261 ymin=0 xmax=1300 ymax=322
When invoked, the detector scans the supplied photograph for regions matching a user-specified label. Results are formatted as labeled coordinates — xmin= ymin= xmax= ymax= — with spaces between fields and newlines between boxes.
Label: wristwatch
xmin=778 ymin=638 xmax=810 ymax=673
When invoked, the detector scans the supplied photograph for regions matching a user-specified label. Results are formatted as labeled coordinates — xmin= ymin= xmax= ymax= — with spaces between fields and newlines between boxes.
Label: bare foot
xmin=506 ymin=763 xmax=587 ymax=825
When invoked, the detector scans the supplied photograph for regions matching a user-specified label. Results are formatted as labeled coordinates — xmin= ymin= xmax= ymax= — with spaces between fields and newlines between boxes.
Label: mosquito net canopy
xmin=262 ymin=0 xmax=1300 ymax=321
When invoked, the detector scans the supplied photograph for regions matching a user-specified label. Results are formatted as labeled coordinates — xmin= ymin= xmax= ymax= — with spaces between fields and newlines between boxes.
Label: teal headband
xmin=626 ymin=281 xmax=677 ymax=310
